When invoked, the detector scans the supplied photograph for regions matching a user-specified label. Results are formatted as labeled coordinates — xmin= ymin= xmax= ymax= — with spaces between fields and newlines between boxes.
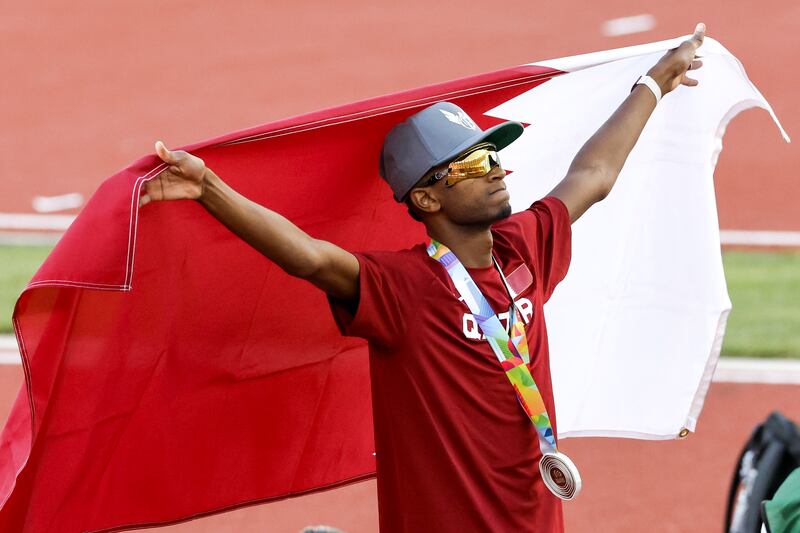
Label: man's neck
xmin=428 ymin=225 xmax=494 ymax=268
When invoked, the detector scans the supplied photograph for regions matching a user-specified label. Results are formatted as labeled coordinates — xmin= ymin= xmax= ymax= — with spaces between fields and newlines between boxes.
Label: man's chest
xmin=453 ymin=262 xmax=537 ymax=343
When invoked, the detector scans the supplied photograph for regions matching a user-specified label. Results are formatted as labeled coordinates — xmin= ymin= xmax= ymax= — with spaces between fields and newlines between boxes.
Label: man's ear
xmin=408 ymin=187 xmax=441 ymax=215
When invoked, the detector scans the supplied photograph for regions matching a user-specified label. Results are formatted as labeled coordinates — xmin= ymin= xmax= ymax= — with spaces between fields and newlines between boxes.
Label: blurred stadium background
xmin=1 ymin=1 xmax=797 ymax=531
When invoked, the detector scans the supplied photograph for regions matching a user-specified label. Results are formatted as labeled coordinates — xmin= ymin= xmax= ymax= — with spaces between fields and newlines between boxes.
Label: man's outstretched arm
xmin=550 ymin=23 xmax=706 ymax=223
xmin=139 ymin=142 xmax=360 ymax=301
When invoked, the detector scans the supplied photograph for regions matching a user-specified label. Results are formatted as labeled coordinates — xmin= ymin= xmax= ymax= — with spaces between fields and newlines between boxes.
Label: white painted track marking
xmin=0 ymin=353 xmax=18 ymax=365
xmin=602 ymin=15 xmax=656 ymax=37
xmin=713 ymin=357 xmax=800 ymax=384
xmin=0 ymin=213 xmax=75 ymax=231
xmin=1 ymin=213 xmax=798 ymax=248
xmin=32 ymin=193 xmax=84 ymax=213
xmin=0 ymin=231 xmax=62 ymax=246
xmin=720 ymin=230 xmax=800 ymax=247
xmin=0 ymin=335 xmax=20 ymax=365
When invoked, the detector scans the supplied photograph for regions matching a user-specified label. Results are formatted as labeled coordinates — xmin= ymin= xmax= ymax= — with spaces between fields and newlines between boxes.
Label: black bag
xmin=725 ymin=411 xmax=800 ymax=533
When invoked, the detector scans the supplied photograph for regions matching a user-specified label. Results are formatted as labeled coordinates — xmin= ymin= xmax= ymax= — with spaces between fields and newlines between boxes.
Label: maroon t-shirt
xmin=329 ymin=196 xmax=572 ymax=532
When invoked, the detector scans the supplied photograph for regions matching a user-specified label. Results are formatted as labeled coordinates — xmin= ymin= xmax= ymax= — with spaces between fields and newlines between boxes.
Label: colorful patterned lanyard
xmin=427 ymin=239 xmax=583 ymax=500
xmin=427 ymin=239 xmax=557 ymax=453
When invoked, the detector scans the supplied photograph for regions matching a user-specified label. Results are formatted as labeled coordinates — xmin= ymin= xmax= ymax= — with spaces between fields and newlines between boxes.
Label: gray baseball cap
xmin=379 ymin=101 xmax=524 ymax=202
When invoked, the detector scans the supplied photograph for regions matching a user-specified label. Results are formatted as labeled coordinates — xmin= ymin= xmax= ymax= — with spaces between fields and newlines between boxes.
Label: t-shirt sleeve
xmin=327 ymin=251 xmax=406 ymax=348
xmin=496 ymin=196 xmax=572 ymax=301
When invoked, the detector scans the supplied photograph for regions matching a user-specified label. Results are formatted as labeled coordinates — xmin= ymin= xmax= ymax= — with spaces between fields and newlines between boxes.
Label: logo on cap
xmin=440 ymin=109 xmax=478 ymax=131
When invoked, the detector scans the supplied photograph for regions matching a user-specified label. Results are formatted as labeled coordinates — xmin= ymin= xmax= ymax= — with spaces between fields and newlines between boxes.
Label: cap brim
xmin=429 ymin=120 xmax=524 ymax=175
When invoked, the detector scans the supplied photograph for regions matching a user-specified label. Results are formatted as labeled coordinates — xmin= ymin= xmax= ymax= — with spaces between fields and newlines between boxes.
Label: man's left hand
xmin=648 ymin=22 xmax=706 ymax=96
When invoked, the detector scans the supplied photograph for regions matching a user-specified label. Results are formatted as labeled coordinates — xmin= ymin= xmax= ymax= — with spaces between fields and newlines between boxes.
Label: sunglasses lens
xmin=444 ymin=148 xmax=500 ymax=186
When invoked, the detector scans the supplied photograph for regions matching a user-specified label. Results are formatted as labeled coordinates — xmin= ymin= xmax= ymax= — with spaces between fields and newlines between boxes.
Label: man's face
xmin=412 ymin=150 xmax=512 ymax=226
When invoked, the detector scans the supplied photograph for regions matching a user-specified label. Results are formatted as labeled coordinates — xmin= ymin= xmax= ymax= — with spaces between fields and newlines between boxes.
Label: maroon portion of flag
xmin=0 ymin=64 xmax=561 ymax=531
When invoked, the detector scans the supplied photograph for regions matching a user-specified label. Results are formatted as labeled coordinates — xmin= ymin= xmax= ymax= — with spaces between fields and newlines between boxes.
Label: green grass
xmin=721 ymin=251 xmax=800 ymax=358
xmin=0 ymin=246 xmax=799 ymax=358
xmin=0 ymin=245 xmax=53 ymax=333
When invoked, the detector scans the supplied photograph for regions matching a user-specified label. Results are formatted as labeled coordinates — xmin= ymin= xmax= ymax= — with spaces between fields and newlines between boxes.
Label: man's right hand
xmin=139 ymin=141 xmax=207 ymax=207
xmin=138 ymin=140 xmax=361 ymax=301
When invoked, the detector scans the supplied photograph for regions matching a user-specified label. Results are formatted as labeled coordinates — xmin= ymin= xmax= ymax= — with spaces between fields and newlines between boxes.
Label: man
xmin=139 ymin=24 xmax=705 ymax=532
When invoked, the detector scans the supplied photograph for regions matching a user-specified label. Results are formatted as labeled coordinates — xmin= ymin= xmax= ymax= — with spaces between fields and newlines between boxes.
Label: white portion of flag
xmin=487 ymin=37 xmax=788 ymax=439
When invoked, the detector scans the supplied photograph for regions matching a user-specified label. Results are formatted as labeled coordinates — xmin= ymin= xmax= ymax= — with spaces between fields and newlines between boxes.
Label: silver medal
xmin=539 ymin=451 xmax=582 ymax=500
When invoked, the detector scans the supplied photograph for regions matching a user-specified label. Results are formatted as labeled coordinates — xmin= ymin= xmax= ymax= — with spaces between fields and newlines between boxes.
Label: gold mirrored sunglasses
xmin=425 ymin=143 xmax=502 ymax=188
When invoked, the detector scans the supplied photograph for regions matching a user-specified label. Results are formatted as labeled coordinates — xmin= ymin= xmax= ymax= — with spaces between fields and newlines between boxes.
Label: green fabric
xmin=763 ymin=467 xmax=800 ymax=533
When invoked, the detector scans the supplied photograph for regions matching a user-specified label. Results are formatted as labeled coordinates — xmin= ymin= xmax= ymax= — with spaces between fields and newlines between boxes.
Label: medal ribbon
xmin=427 ymin=240 xmax=557 ymax=454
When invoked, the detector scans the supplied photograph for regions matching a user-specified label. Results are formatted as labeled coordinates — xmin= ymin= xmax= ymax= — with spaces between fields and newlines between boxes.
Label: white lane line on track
xmin=0 ymin=335 xmax=20 ymax=365
xmin=713 ymin=357 xmax=800 ymax=384
xmin=32 ymin=193 xmax=84 ymax=213
xmin=0 ymin=336 xmax=16 ymax=349
xmin=1 ymin=335 xmax=799 ymax=385
xmin=0 ymin=213 xmax=75 ymax=231
xmin=0 ymin=231 xmax=63 ymax=246
xmin=0 ymin=353 xmax=19 ymax=365
xmin=1 ymin=213 xmax=800 ymax=249
xmin=720 ymin=230 xmax=800 ymax=247
xmin=602 ymin=15 xmax=656 ymax=37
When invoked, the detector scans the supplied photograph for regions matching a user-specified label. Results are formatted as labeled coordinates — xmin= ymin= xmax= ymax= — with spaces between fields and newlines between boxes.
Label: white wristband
xmin=633 ymin=75 xmax=662 ymax=104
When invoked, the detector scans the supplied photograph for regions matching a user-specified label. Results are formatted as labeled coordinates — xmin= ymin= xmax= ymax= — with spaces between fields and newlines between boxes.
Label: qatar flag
xmin=0 ymin=36 xmax=787 ymax=531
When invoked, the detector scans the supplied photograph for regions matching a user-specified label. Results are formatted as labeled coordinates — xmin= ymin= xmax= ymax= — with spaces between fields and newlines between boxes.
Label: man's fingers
xmin=691 ymin=22 xmax=706 ymax=48
xmin=689 ymin=59 xmax=703 ymax=71
xmin=676 ymin=23 xmax=705 ymax=57
xmin=682 ymin=76 xmax=699 ymax=87
xmin=138 ymin=181 xmax=153 ymax=207
xmin=155 ymin=141 xmax=177 ymax=165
